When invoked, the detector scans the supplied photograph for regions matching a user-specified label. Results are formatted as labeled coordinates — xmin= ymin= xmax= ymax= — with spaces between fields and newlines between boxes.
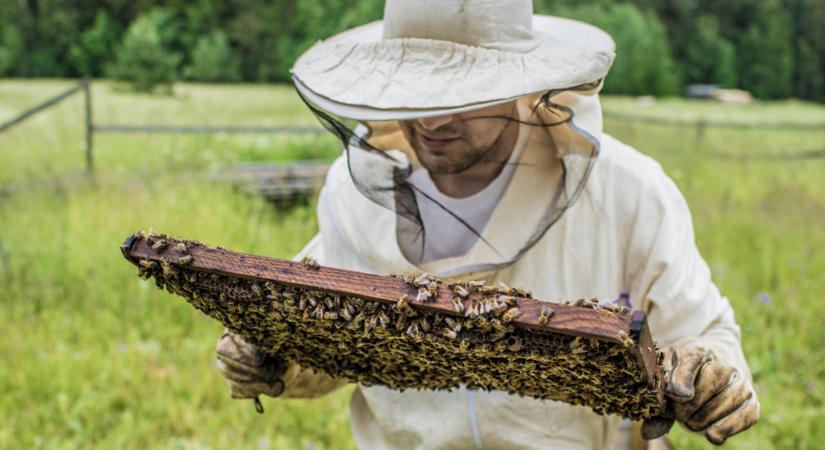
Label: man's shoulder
xmin=594 ymin=134 xmax=666 ymax=186
xmin=583 ymin=134 xmax=682 ymax=221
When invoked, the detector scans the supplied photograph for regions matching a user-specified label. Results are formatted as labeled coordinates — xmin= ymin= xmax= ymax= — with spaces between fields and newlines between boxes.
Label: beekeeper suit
xmin=214 ymin=1 xmax=760 ymax=449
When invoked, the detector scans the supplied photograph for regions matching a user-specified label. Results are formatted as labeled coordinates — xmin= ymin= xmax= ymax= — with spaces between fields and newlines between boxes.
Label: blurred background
xmin=1 ymin=1 xmax=823 ymax=449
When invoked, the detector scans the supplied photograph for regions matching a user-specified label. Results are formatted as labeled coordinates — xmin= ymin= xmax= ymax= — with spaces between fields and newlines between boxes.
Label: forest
xmin=0 ymin=0 xmax=823 ymax=101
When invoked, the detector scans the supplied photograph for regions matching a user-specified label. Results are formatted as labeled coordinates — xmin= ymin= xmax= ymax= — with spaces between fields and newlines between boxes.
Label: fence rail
xmin=0 ymin=81 xmax=84 ymax=134
xmin=2 ymin=79 xmax=824 ymax=174
xmin=93 ymin=124 xmax=324 ymax=134
xmin=602 ymin=110 xmax=825 ymax=130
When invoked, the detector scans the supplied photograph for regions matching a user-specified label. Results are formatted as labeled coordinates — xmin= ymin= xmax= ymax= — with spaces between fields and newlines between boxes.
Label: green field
xmin=1 ymin=80 xmax=824 ymax=449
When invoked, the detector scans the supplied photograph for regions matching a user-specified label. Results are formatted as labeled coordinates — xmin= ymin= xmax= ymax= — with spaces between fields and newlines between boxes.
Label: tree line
xmin=0 ymin=0 xmax=822 ymax=101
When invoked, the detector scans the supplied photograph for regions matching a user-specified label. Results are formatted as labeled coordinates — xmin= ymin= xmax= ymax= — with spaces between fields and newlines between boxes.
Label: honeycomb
xmin=122 ymin=231 xmax=664 ymax=420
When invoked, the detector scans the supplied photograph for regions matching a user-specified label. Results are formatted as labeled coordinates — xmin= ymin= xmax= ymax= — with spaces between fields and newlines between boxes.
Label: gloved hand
xmin=642 ymin=338 xmax=760 ymax=445
xmin=215 ymin=330 xmax=286 ymax=399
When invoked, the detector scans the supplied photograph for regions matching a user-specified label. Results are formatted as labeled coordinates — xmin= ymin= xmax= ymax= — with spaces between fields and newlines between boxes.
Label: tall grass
xmin=1 ymin=80 xmax=824 ymax=449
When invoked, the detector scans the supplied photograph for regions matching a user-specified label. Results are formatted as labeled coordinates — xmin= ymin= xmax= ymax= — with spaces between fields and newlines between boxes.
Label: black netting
xmin=297 ymin=87 xmax=600 ymax=275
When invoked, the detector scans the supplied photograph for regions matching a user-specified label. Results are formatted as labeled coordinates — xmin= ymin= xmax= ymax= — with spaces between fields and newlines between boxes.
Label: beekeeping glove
xmin=641 ymin=337 xmax=760 ymax=445
xmin=215 ymin=330 xmax=286 ymax=399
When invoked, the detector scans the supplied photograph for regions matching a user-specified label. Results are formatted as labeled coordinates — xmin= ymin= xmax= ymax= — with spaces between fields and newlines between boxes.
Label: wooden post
xmin=82 ymin=78 xmax=94 ymax=175
xmin=695 ymin=120 xmax=706 ymax=147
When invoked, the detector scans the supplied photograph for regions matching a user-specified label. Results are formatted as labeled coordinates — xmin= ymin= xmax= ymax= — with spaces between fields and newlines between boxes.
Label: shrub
xmin=183 ymin=31 xmax=241 ymax=82
xmin=106 ymin=9 xmax=181 ymax=94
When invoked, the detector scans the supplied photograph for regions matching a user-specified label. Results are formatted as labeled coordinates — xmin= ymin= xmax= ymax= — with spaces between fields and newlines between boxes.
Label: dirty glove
xmin=215 ymin=330 xmax=286 ymax=399
xmin=642 ymin=338 xmax=760 ymax=445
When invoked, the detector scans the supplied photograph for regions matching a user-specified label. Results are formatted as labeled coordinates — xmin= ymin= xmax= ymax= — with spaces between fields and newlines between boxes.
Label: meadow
xmin=1 ymin=80 xmax=824 ymax=450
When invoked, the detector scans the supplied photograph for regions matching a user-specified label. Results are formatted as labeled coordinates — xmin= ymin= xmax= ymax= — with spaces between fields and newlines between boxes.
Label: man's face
xmin=398 ymin=101 xmax=518 ymax=174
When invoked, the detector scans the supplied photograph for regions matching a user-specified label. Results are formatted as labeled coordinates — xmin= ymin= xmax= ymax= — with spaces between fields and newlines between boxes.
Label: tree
xmin=68 ymin=10 xmax=121 ymax=76
xmin=736 ymin=0 xmax=794 ymax=99
xmin=553 ymin=3 xmax=681 ymax=96
xmin=679 ymin=15 xmax=737 ymax=87
xmin=184 ymin=31 xmax=241 ymax=82
xmin=0 ymin=25 xmax=24 ymax=76
xmin=106 ymin=9 xmax=181 ymax=93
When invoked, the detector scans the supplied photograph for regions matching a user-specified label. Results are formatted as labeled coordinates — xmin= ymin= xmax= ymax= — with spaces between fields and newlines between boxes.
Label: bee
xmin=479 ymin=285 xmax=498 ymax=295
xmin=365 ymin=315 xmax=379 ymax=332
xmin=587 ymin=297 xmax=600 ymax=308
xmin=377 ymin=311 xmax=390 ymax=329
xmin=250 ymin=283 xmax=262 ymax=297
xmin=569 ymin=337 xmax=587 ymax=354
xmin=418 ymin=317 xmax=431 ymax=332
xmin=498 ymin=295 xmax=518 ymax=306
xmin=395 ymin=315 xmax=408 ymax=331
xmin=452 ymin=297 xmax=465 ymax=314
xmin=539 ymin=306 xmax=555 ymax=325
xmin=497 ymin=282 xmax=514 ymax=296
xmin=298 ymin=296 xmax=308 ymax=311
xmin=405 ymin=322 xmax=421 ymax=337
xmin=398 ymin=272 xmax=418 ymax=285
xmin=618 ymin=330 xmax=634 ymax=347
xmin=618 ymin=306 xmax=630 ymax=315
xmin=301 ymin=255 xmax=320 ymax=270
xmin=444 ymin=317 xmax=461 ymax=333
xmin=311 ymin=304 xmax=325 ymax=320
xmin=416 ymin=287 xmax=431 ymax=303
xmin=151 ymin=239 xmax=168 ymax=251
xmin=306 ymin=296 xmax=318 ymax=307
xmin=574 ymin=298 xmax=587 ymax=307
xmin=453 ymin=285 xmax=469 ymax=298
xmin=177 ymin=255 xmax=193 ymax=265
xmin=490 ymin=318 xmax=508 ymax=332
xmin=502 ymin=307 xmax=522 ymax=323
xmin=340 ymin=306 xmax=353 ymax=322
xmin=324 ymin=296 xmax=335 ymax=309
xmin=414 ymin=272 xmax=431 ymax=287
xmin=442 ymin=328 xmax=458 ymax=340
xmin=139 ymin=259 xmax=157 ymax=270
xmin=395 ymin=294 xmax=410 ymax=311
xmin=323 ymin=311 xmax=339 ymax=320
xmin=175 ymin=242 xmax=187 ymax=253
xmin=468 ymin=280 xmax=485 ymax=289
xmin=464 ymin=299 xmax=480 ymax=318
xmin=515 ymin=287 xmax=532 ymax=298
xmin=427 ymin=282 xmax=438 ymax=296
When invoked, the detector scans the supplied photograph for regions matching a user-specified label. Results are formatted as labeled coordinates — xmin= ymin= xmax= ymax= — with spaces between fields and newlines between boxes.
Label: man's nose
xmin=417 ymin=114 xmax=454 ymax=131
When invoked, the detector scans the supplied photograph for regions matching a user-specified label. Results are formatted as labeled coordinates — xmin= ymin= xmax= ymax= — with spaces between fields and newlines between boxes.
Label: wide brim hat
xmin=291 ymin=0 xmax=615 ymax=121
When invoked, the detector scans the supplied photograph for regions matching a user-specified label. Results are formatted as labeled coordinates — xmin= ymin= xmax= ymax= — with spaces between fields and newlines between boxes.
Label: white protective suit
xmin=278 ymin=93 xmax=752 ymax=450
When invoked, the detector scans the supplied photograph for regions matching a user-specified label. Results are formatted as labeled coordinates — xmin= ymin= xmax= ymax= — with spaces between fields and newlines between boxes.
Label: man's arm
xmin=624 ymin=169 xmax=759 ymax=445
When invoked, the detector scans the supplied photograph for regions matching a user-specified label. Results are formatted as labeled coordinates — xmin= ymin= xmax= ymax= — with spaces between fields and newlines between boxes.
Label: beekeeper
xmin=214 ymin=1 xmax=760 ymax=448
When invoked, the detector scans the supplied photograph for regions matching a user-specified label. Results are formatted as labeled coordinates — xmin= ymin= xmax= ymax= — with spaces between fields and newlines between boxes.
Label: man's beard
xmin=412 ymin=132 xmax=504 ymax=175
xmin=416 ymin=146 xmax=493 ymax=174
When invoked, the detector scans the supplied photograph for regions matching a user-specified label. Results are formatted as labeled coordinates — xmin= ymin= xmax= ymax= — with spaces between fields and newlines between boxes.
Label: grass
xmin=1 ymin=79 xmax=824 ymax=449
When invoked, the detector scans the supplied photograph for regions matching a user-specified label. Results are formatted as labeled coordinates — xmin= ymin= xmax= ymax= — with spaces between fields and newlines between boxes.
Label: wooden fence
xmin=2 ymin=79 xmax=824 ymax=176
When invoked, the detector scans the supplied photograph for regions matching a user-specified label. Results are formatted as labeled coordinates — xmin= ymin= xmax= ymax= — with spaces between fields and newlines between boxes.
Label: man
xmin=215 ymin=1 xmax=760 ymax=448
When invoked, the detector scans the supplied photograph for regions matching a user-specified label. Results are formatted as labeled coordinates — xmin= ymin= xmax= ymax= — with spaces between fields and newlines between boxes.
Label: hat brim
xmin=292 ymin=15 xmax=615 ymax=120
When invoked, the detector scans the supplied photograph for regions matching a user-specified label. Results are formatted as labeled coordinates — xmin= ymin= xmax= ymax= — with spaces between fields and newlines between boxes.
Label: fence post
xmin=82 ymin=78 xmax=94 ymax=175
xmin=695 ymin=120 xmax=706 ymax=147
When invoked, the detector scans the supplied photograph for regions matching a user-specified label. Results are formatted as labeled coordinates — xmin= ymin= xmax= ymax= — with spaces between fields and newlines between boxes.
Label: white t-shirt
xmin=403 ymin=122 xmax=530 ymax=263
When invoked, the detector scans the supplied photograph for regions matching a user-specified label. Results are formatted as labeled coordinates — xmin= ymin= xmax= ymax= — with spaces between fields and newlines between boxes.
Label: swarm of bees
xmin=124 ymin=232 xmax=663 ymax=420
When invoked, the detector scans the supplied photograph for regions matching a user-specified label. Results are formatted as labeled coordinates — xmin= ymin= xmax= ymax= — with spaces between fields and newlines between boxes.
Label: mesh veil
xmin=298 ymin=85 xmax=602 ymax=276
